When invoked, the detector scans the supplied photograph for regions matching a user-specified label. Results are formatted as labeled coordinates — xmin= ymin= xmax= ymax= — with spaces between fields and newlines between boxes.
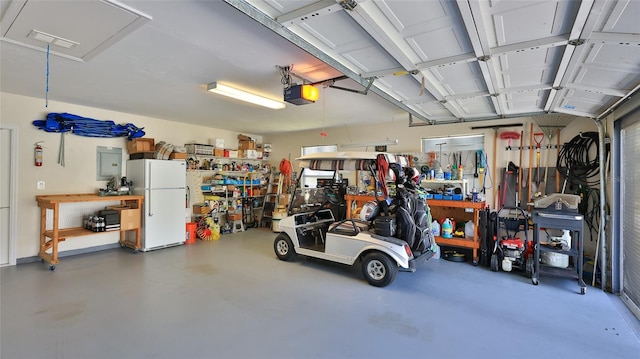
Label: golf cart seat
xmin=328 ymin=219 xmax=370 ymax=236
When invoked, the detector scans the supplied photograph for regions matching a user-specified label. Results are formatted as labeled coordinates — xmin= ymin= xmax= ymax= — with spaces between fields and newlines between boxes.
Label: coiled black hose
xmin=557 ymin=131 xmax=602 ymax=187
xmin=556 ymin=131 xmax=610 ymax=240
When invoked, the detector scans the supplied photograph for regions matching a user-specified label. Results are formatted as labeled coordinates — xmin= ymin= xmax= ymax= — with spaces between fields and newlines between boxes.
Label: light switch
xmin=37 ymin=181 xmax=45 ymax=190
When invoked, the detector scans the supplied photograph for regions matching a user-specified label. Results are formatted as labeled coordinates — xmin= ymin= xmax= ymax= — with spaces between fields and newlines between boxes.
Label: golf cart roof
xmin=296 ymin=151 xmax=401 ymax=171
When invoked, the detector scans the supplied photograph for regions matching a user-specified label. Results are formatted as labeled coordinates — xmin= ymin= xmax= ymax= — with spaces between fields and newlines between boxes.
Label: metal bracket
xmin=340 ymin=0 xmax=358 ymax=11
xmin=477 ymin=55 xmax=491 ymax=62
xmin=568 ymin=39 xmax=585 ymax=46
xmin=329 ymin=77 xmax=375 ymax=95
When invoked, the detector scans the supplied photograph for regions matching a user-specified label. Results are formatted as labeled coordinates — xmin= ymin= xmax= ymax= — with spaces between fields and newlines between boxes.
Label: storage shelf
xmin=537 ymin=264 xmax=580 ymax=279
xmin=186 ymin=154 xmax=269 ymax=162
xmin=43 ymin=227 xmax=115 ymax=239
xmin=421 ymin=179 xmax=469 ymax=195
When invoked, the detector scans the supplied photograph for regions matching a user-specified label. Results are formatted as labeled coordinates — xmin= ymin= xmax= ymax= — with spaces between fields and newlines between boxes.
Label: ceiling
xmin=2 ymin=0 xmax=639 ymax=135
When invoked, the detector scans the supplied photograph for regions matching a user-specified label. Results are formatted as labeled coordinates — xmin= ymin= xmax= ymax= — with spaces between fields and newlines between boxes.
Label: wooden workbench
xmin=427 ymin=199 xmax=485 ymax=265
xmin=35 ymin=193 xmax=144 ymax=270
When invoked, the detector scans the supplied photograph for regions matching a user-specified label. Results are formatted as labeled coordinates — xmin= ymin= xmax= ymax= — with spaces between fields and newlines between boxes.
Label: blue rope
xmin=45 ymin=44 xmax=49 ymax=107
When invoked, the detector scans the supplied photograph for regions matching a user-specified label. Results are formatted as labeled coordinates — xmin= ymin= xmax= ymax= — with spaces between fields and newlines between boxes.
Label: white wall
xmin=0 ymin=92 xmax=263 ymax=259
xmin=265 ymin=116 xmax=598 ymax=207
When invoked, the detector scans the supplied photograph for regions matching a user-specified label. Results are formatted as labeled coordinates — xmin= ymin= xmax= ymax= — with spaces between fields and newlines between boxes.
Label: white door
xmin=0 ymin=128 xmax=16 ymax=266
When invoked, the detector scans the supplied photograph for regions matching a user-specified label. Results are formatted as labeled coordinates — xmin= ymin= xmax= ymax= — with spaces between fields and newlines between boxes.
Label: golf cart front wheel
xmin=361 ymin=252 xmax=397 ymax=287
xmin=274 ymin=233 xmax=295 ymax=261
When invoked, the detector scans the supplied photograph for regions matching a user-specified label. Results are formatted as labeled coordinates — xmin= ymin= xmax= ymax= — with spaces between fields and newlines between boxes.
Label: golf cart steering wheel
xmin=308 ymin=187 xmax=342 ymax=220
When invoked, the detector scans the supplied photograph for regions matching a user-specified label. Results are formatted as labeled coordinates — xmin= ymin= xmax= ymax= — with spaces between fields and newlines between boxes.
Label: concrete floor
xmin=2 ymin=229 xmax=639 ymax=359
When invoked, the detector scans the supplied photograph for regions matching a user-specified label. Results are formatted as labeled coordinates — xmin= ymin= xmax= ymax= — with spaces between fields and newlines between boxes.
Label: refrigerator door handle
xmin=147 ymin=162 xmax=153 ymax=216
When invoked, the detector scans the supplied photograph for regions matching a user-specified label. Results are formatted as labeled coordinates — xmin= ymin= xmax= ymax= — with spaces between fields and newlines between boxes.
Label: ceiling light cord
xmin=45 ymin=44 xmax=50 ymax=107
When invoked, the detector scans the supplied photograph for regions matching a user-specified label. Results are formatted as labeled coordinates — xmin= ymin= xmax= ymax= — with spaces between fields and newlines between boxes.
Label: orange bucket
xmin=185 ymin=222 xmax=197 ymax=244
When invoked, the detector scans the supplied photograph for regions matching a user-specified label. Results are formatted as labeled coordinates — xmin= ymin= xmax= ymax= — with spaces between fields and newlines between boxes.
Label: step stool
xmin=232 ymin=219 xmax=244 ymax=233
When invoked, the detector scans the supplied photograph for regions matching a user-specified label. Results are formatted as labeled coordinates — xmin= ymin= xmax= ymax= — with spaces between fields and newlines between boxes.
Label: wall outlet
xmin=37 ymin=181 xmax=45 ymax=190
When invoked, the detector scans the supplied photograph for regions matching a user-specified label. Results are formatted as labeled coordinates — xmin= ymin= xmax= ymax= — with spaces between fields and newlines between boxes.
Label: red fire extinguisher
xmin=35 ymin=142 xmax=43 ymax=167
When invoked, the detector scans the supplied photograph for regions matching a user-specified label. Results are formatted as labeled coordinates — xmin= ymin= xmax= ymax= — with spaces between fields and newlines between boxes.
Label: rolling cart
xmin=531 ymin=194 xmax=587 ymax=294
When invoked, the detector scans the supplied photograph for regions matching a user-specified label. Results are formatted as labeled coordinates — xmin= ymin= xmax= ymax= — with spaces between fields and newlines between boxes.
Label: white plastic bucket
xmin=541 ymin=252 xmax=569 ymax=268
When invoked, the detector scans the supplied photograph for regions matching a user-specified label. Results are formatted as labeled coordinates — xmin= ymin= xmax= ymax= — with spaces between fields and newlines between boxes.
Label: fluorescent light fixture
xmin=207 ymin=82 xmax=285 ymax=109
xmin=341 ymin=139 xmax=398 ymax=148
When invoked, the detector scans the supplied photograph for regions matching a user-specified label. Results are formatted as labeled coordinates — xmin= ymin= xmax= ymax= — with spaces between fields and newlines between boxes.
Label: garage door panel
xmin=555 ymin=89 xmax=615 ymax=114
xmin=413 ymin=102 xmax=454 ymax=118
xmin=296 ymin=10 xmax=371 ymax=51
xmin=376 ymin=0 xmax=449 ymax=31
xmin=488 ymin=1 xmax=579 ymax=46
xmin=603 ymin=0 xmax=640 ymax=33
xmin=409 ymin=26 xmax=472 ymax=61
xmin=377 ymin=76 xmax=437 ymax=102
xmin=430 ymin=62 xmax=487 ymax=95
xmin=505 ymin=89 xmax=547 ymax=112
xmin=454 ymin=97 xmax=495 ymax=116
xmin=621 ymin=120 xmax=640 ymax=318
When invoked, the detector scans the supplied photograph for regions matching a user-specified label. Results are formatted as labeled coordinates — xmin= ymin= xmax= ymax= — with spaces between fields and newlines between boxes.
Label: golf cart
xmin=273 ymin=152 xmax=435 ymax=287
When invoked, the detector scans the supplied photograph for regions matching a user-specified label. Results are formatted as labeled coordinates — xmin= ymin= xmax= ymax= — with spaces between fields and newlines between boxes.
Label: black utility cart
xmin=531 ymin=194 xmax=587 ymax=294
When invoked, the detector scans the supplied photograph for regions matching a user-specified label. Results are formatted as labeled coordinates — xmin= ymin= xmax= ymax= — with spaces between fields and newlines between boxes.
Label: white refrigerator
xmin=126 ymin=159 xmax=186 ymax=251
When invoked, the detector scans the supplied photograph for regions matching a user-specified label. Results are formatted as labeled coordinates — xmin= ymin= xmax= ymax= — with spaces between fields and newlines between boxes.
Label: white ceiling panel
xmin=2 ymin=0 xmax=639 ymax=133
xmin=1 ymin=0 xmax=150 ymax=61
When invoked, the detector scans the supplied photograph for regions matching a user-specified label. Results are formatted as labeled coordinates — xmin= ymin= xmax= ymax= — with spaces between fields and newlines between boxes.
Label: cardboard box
xmin=127 ymin=138 xmax=155 ymax=154
xmin=129 ymin=152 xmax=155 ymax=160
xmin=237 ymin=134 xmax=253 ymax=141
xmin=227 ymin=211 xmax=242 ymax=221
xmin=246 ymin=149 xmax=258 ymax=159
xmin=228 ymin=150 xmax=239 ymax=158
xmin=278 ymin=194 xmax=291 ymax=206
xmin=193 ymin=203 xmax=211 ymax=215
xmin=237 ymin=149 xmax=244 ymax=158
xmin=209 ymin=138 xmax=225 ymax=148
xmin=214 ymin=148 xmax=224 ymax=157
xmin=108 ymin=206 xmax=141 ymax=231
xmin=238 ymin=140 xmax=256 ymax=150
xmin=169 ymin=152 xmax=187 ymax=160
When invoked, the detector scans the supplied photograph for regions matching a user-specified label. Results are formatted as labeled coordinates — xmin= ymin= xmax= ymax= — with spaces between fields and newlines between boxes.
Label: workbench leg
xmin=51 ymin=203 xmax=59 ymax=265
xmin=39 ymin=206 xmax=46 ymax=257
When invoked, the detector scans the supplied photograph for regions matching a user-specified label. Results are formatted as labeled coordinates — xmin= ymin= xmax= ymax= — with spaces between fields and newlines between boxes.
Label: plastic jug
xmin=561 ymin=229 xmax=571 ymax=249
xmin=465 ymin=221 xmax=475 ymax=238
xmin=442 ymin=218 xmax=453 ymax=238
xmin=431 ymin=220 xmax=441 ymax=237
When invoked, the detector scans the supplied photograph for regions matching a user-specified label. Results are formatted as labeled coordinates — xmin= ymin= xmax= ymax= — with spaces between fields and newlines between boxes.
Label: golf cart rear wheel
xmin=361 ymin=252 xmax=397 ymax=287
xmin=274 ymin=233 xmax=295 ymax=261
